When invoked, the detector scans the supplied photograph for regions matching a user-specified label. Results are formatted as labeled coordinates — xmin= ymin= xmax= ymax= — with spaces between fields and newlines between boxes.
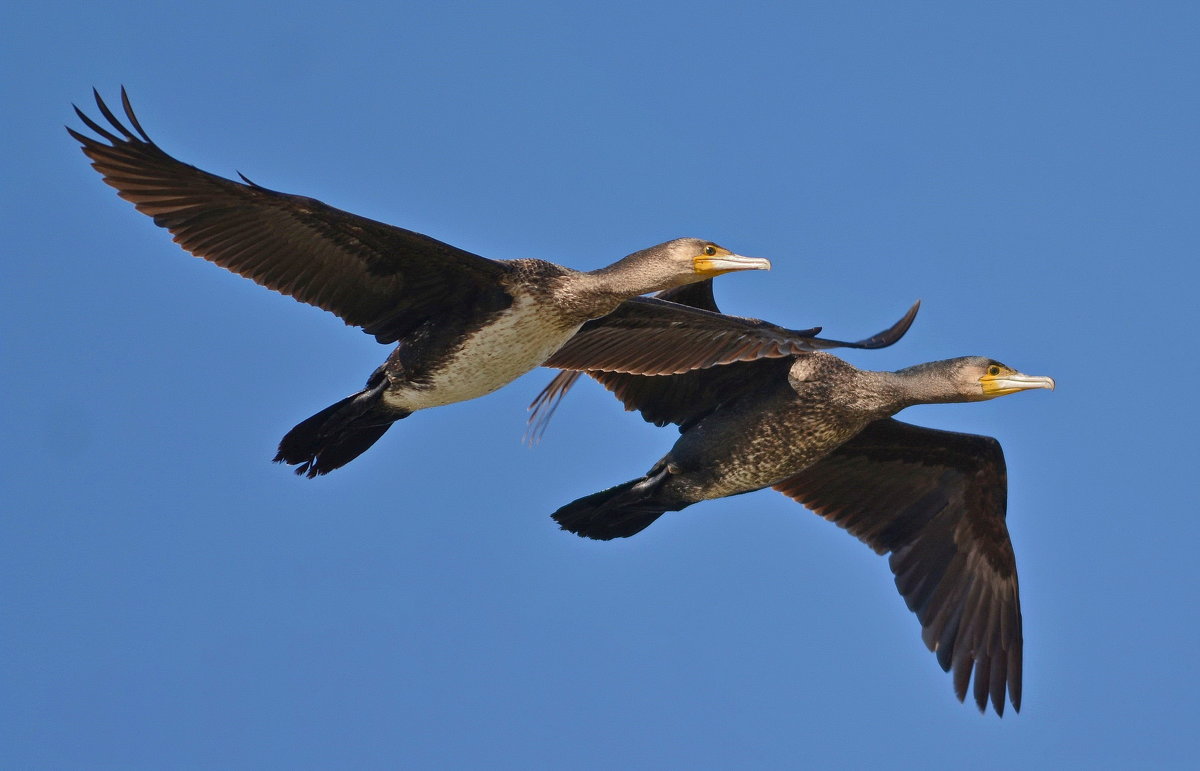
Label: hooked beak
xmin=692 ymin=253 xmax=772 ymax=277
xmin=980 ymin=372 xmax=1056 ymax=397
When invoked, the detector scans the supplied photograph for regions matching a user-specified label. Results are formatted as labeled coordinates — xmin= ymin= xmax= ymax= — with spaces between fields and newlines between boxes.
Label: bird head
xmin=955 ymin=357 xmax=1056 ymax=401
xmin=607 ymin=238 xmax=770 ymax=291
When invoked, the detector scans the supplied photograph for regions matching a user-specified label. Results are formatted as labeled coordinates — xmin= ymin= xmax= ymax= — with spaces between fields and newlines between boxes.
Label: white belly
xmin=382 ymin=296 xmax=582 ymax=411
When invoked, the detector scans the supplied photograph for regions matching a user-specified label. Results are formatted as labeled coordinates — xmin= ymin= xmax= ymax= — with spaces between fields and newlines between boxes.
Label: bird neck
xmin=583 ymin=261 xmax=679 ymax=295
xmin=884 ymin=362 xmax=970 ymax=408
xmin=566 ymin=262 xmax=680 ymax=317
xmin=841 ymin=369 xmax=919 ymax=417
xmin=792 ymin=356 xmax=918 ymax=418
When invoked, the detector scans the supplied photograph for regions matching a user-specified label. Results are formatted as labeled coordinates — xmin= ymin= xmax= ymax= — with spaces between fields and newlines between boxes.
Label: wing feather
xmin=529 ymin=284 xmax=918 ymax=437
xmin=771 ymin=418 xmax=1022 ymax=715
xmin=70 ymin=88 xmax=513 ymax=344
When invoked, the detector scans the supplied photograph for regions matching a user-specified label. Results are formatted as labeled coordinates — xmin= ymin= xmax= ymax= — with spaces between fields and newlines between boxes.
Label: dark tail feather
xmin=273 ymin=379 xmax=408 ymax=477
xmin=552 ymin=475 xmax=686 ymax=540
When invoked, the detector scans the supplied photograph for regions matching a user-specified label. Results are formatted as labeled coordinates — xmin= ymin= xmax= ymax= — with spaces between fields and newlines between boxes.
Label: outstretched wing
xmin=69 ymin=88 xmax=513 ymax=344
xmin=543 ymin=292 xmax=919 ymax=375
xmin=528 ymin=283 xmax=919 ymax=438
xmin=772 ymin=418 xmax=1022 ymax=716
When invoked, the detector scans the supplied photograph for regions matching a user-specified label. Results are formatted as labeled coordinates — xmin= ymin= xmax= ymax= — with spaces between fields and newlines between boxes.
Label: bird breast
xmin=382 ymin=294 xmax=582 ymax=411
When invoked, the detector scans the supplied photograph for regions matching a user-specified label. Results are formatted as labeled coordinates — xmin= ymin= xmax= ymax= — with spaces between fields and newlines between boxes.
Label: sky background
xmin=4 ymin=1 xmax=1198 ymax=768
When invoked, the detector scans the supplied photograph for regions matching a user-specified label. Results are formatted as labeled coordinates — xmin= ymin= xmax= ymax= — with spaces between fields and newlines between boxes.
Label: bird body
xmin=550 ymin=354 xmax=1051 ymax=535
xmin=661 ymin=355 xmax=894 ymax=501
xmin=261 ymin=239 xmax=776 ymax=475
xmin=378 ymin=292 xmax=577 ymax=411
xmin=377 ymin=265 xmax=590 ymax=412
xmin=374 ymin=253 xmax=750 ymax=411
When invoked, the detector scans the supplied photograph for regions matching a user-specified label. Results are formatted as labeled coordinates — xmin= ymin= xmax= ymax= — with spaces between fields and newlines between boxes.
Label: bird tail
xmin=273 ymin=375 xmax=407 ymax=478
xmin=551 ymin=472 xmax=687 ymax=540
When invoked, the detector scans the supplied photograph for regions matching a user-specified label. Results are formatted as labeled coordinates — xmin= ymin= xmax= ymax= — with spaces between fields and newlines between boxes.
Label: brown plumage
xmin=533 ymin=284 xmax=1053 ymax=715
xmin=773 ymin=419 xmax=1021 ymax=715
xmin=73 ymin=89 xmax=928 ymax=475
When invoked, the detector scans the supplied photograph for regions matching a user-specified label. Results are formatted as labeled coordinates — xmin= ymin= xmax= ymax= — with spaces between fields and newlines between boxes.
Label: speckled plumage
xmin=542 ymin=286 xmax=1053 ymax=717
xmin=658 ymin=355 xmax=897 ymax=500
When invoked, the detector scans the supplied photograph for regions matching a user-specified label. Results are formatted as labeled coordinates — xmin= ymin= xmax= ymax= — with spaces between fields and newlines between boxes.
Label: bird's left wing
xmin=772 ymin=418 xmax=1022 ymax=716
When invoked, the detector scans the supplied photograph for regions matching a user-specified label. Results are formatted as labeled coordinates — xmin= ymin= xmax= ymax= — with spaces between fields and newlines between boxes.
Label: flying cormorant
xmin=70 ymin=89 xmax=910 ymax=476
xmin=531 ymin=281 xmax=1053 ymax=715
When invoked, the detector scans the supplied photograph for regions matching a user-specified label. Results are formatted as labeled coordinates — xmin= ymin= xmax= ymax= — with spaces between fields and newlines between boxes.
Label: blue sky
xmin=4 ymin=1 xmax=1197 ymax=768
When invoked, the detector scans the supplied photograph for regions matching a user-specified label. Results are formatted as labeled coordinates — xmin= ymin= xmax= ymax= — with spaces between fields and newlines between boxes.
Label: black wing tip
xmin=942 ymin=643 xmax=1017 ymax=716
xmin=118 ymin=85 xmax=152 ymax=142
xmin=64 ymin=124 xmax=89 ymax=144
xmin=792 ymin=299 xmax=921 ymax=352
xmin=947 ymin=663 xmax=1017 ymax=717
xmin=71 ymin=85 xmax=153 ymax=146
xmin=852 ymin=298 xmax=921 ymax=350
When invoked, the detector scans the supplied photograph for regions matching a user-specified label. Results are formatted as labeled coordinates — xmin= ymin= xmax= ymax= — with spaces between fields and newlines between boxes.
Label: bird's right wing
xmin=69 ymin=88 xmax=514 ymax=344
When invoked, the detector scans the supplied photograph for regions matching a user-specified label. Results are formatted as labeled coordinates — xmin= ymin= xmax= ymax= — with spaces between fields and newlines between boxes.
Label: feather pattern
xmin=529 ymin=283 xmax=918 ymax=438
xmin=69 ymin=87 xmax=513 ymax=344
xmin=536 ymin=280 xmax=1032 ymax=715
xmin=772 ymin=418 xmax=1022 ymax=714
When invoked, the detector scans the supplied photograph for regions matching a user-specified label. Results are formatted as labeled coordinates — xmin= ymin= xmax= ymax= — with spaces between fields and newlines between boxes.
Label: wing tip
xmin=70 ymin=86 xmax=154 ymax=148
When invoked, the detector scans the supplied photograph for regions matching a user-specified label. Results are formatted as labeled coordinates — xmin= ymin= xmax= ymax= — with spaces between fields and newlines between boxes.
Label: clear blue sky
xmin=4 ymin=2 xmax=1197 ymax=768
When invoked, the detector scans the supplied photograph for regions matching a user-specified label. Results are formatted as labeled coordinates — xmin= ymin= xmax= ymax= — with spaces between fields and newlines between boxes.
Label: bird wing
xmin=771 ymin=418 xmax=1022 ymax=715
xmin=528 ymin=282 xmax=919 ymax=438
xmin=530 ymin=356 xmax=798 ymax=441
xmin=69 ymin=88 xmax=513 ymax=344
xmin=543 ymin=290 xmax=919 ymax=375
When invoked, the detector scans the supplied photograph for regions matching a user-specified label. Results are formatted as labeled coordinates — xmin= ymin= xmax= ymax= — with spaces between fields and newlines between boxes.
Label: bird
xmin=66 ymin=88 xmax=918 ymax=477
xmin=530 ymin=281 xmax=1054 ymax=715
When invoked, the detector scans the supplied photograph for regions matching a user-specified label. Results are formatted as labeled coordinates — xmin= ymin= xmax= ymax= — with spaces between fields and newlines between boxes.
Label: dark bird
xmin=66 ymin=88 xmax=914 ymax=477
xmin=531 ymin=282 xmax=1054 ymax=715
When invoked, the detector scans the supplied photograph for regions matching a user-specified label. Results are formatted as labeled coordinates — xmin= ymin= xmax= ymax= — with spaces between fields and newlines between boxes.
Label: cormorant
xmin=69 ymin=89 xmax=912 ymax=476
xmin=531 ymin=282 xmax=1053 ymax=715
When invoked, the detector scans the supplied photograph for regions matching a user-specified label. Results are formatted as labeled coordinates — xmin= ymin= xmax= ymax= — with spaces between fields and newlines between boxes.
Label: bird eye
xmin=703 ymin=245 xmax=717 ymax=256
xmin=988 ymin=365 xmax=1001 ymax=376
